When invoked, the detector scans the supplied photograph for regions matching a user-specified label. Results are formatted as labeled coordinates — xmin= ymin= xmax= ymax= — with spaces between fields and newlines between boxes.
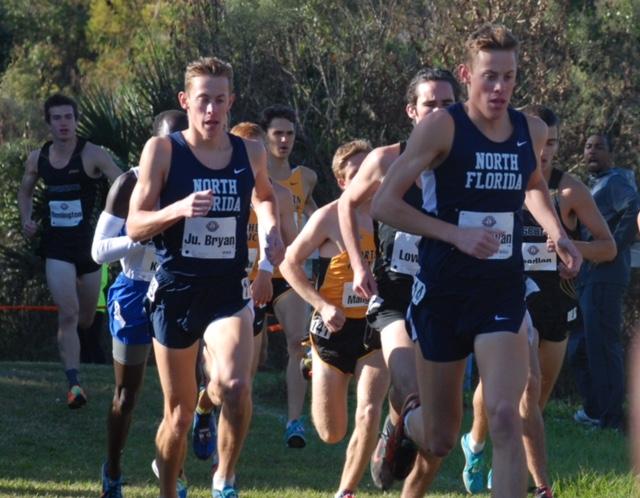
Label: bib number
xmin=310 ymin=314 xmax=330 ymax=339
xmin=458 ymin=211 xmax=514 ymax=259
xmin=522 ymin=242 xmax=557 ymax=271
xmin=49 ymin=199 xmax=82 ymax=227
xmin=182 ymin=217 xmax=237 ymax=259
xmin=390 ymin=232 xmax=421 ymax=275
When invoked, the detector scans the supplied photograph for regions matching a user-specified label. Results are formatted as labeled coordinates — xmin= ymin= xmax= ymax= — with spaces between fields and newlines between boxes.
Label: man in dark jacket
xmin=571 ymin=133 xmax=639 ymax=430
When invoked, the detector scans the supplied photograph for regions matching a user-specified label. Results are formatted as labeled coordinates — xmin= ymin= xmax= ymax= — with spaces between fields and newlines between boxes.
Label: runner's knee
xmin=355 ymin=400 xmax=382 ymax=430
xmin=426 ymin=429 xmax=457 ymax=458
xmin=487 ymin=399 xmax=521 ymax=444
xmin=164 ymin=402 xmax=195 ymax=435
xmin=220 ymin=376 xmax=251 ymax=407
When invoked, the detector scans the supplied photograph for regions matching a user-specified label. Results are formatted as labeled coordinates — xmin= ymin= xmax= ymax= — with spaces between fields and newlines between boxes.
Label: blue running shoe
xmin=192 ymin=409 xmax=218 ymax=460
xmin=212 ymin=484 xmax=238 ymax=498
xmin=285 ymin=419 xmax=306 ymax=448
xmin=460 ymin=433 xmax=485 ymax=494
xmin=487 ymin=468 xmax=492 ymax=490
xmin=101 ymin=462 xmax=123 ymax=498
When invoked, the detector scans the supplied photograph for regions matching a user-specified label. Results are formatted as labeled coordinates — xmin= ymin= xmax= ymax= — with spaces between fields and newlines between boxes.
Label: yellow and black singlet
xmin=318 ymin=229 xmax=376 ymax=319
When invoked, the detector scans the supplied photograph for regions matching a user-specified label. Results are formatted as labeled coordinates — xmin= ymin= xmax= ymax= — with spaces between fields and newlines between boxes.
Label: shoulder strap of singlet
xmin=549 ymin=168 xmax=563 ymax=190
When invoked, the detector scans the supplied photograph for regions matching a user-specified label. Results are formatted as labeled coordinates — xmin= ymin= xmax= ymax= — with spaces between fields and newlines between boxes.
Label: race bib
xmin=522 ymin=243 xmax=557 ymax=271
xmin=411 ymin=277 xmax=426 ymax=305
xmin=49 ymin=199 xmax=82 ymax=227
xmin=342 ymin=282 xmax=368 ymax=308
xmin=182 ymin=217 xmax=236 ymax=259
xmin=146 ymin=276 xmax=159 ymax=303
xmin=458 ymin=211 xmax=514 ymax=259
xmin=140 ymin=245 xmax=158 ymax=273
xmin=310 ymin=314 xmax=330 ymax=339
xmin=390 ymin=232 xmax=421 ymax=275
xmin=246 ymin=248 xmax=258 ymax=274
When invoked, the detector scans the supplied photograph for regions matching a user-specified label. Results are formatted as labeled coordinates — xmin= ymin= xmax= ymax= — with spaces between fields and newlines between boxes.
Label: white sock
xmin=212 ymin=472 xmax=235 ymax=490
xmin=468 ymin=434 xmax=485 ymax=454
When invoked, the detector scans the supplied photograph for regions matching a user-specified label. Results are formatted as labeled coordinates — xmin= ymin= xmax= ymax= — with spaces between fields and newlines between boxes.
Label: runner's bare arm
xmin=373 ymin=111 xmax=499 ymax=259
xmin=248 ymin=139 xmax=285 ymax=266
xmin=88 ymin=143 xmax=124 ymax=182
xmin=566 ymin=176 xmax=616 ymax=263
xmin=524 ymin=116 xmax=581 ymax=276
xmin=17 ymin=150 xmax=40 ymax=238
xmin=127 ymin=137 xmax=212 ymax=241
xmin=301 ymin=166 xmax=318 ymax=218
xmin=338 ymin=146 xmax=392 ymax=298
xmin=279 ymin=204 xmax=345 ymax=332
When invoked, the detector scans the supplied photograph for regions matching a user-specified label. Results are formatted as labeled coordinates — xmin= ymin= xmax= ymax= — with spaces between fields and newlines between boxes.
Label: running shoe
xmin=100 ymin=462 xmax=123 ymax=498
xmin=192 ymin=409 xmax=218 ymax=460
xmin=460 ymin=432 xmax=485 ymax=494
xmin=383 ymin=393 xmax=420 ymax=480
xmin=212 ymin=484 xmax=238 ymax=498
xmin=534 ymin=485 xmax=554 ymax=498
xmin=151 ymin=459 xmax=188 ymax=498
xmin=573 ymin=408 xmax=601 ymax=427
xmin=285 ymin=419 xmax=306 ymax=448
xmin=334 ymin=491 xmax=355 ymax=498
xmin=369 ymin=415 xmax=395 ymax=490
xmin=67 ymin=384 xmax=87 ymax=409
xmin=487 ymin=468 xmax=492 ymax=490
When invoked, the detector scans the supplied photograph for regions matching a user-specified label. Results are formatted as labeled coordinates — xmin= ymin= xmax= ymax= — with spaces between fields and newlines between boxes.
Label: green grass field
xmin=0 ymin=361 xmax=636 ymax=497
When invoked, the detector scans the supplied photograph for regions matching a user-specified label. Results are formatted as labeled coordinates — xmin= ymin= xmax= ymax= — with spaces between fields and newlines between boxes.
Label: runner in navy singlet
xmin=126 ymin=57 xmax=284 ymax=498
xmin=461 ymin=105 xmax=615 ymax=497
xmin=338 ymin=68 xmax=460 ymax=493
xmin=18 ymin=93 xmax=122 ymax=408
xmin=372 ymin=24 xmax=582 ymax=498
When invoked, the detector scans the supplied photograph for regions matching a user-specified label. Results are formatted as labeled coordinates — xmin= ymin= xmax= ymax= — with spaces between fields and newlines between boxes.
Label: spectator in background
xmin=570 ymin=133 xmax=639 ymax=430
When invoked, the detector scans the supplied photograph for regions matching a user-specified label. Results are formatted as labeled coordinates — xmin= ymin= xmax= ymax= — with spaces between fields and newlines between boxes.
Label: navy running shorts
xmin=408 ymin=277 xmax=526 ymax=362
xmin=146 ymin=268 xmax=251 ymax=349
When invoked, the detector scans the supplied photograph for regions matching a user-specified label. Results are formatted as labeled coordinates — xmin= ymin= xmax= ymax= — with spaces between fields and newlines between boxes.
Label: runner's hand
xmin=250 ymin=270 xmax=273 ymax=306
xmin=264 ymin=226 xmax=285 ymax=266
xmin=452 ymin=227 xmax=501 ymax=259
xmin=352 ymin=264 xmax=378 ymax=300
xmin=319 ymin=303 xmax=346 ymax=333
xmin=180 ymin=190 xmax=213 ymax=218
xmin=554 ymin=236 xmax=582 ymax=279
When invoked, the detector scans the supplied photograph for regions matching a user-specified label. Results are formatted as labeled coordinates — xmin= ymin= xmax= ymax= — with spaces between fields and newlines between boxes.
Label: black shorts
xmin=253 ymin=304 xmax=267 ymax=336
xmin=43 ymin=234 xmax=100 ymax=275
xmin=408 ymin=277 xmax=526 ymax=362
xmin=309 ymin=313 xmax=381 ymax=375
xmin=366 ymin=275 xmax=412 ymax=333
xmin=526 ymin=290 xmax=579 ymax=343
xmin=146 ymin=268 xmax=251 ymax=349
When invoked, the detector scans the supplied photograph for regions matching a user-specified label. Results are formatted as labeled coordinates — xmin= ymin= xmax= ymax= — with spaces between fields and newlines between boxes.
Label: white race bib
xmin=522 ymin=242 xmax=557 ymax=271
xmin=310 ymin=314 xmax=330 ymax=339
xmin=181 ymin=217 xmax=237 ymax=259
xmin=49 ymin=199 xmax=82 ymax=227
xmin=342 ymin=282 xmax=368 ymax=308
xmin=458 ymin=211 xmax=514 ymax=259
xmin=390 ymin=232 xmax=421 ymax=275
xmin=246 ymin=248 xmax=258 ymax=274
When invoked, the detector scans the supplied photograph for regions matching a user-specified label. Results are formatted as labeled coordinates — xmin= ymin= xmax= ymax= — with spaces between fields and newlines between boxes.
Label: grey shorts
xmin=112 ymin=338 xmax=151 ymax=366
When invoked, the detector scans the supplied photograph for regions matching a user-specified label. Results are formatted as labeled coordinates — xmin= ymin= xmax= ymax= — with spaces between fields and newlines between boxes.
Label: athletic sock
xmin=196 ymin=389 xmax=214 ymax=415
xmin=403 ymin=409 xmax=416 ymax=443
xmin=65 ymin=368 xmax=80 ymax=388
xmin=212 ymin=472 xmax=235 ymax=490
xmin=469 ymin=435 xmax=485 ymax=454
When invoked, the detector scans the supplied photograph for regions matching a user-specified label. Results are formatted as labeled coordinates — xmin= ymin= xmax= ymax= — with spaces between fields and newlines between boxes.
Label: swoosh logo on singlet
xmin=234 ymin=168 xmax=246 ymax=174
xmin=517 ymin=141 xmax=527 ymax=147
